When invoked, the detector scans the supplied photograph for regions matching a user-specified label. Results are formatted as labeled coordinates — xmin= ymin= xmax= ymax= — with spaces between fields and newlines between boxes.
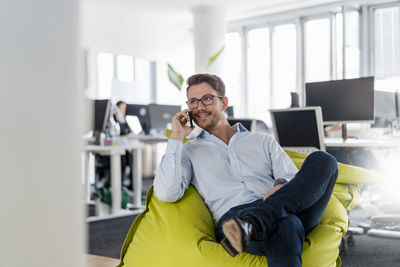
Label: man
xmin=116 ymin=100 xmax=127 ymax=117
xmin=153 ymin=74 xmax=338 ymax=267
xmin=115 ymin=100 xmax=131 ymax=135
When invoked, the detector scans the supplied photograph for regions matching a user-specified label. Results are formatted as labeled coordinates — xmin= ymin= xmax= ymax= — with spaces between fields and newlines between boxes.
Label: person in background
xmin=115 ymin=100 xmax=131 ymax=135
xmin=117 ymin=100 xmax=127 ymax=117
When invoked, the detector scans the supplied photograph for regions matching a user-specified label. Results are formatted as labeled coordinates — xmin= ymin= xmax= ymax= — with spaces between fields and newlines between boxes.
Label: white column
xmin=192 ymin=5 xmax=226 ymax=76
xmin=0 ymin=1 xmax=84 ymax=267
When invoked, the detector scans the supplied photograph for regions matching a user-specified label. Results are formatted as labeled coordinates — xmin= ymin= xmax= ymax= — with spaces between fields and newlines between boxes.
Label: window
xmin=116 ymin=55 xmax=134 ymax=82
xmin=344 ymin=11 xmax=360 ymax=78
xmin=96 ymin=53 xmax=156 ymax=103
xmin=156 ymin=63 xmax=183 ymax=105
xmin=96 ymin=53 xmax=114 ymax=99
xmin=374 ymin=6 xmax=400 ymax=91
xmin=227 ymin=2 xmax=400 ymax=117
xmin=336 ymin=13 xmax=344 ymax=79
xmin=272 ymin=24 xmax=296 ymax=108
xmin=134 ymin=58 xmax=152 ymax=103
xmin=305 ymin=17 xmax=331 ymax=82
xmin=223 ymin=32 xmax=242 ymax=115
xmin=334 ymin=11 xmax=361 ymax=79
xmin=247 ymin=28 xmax=270 ymax=122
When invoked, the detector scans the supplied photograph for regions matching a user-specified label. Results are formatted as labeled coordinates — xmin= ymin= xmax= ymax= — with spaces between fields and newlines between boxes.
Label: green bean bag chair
xmin=117 ymin=150 xmax=381 ymax=267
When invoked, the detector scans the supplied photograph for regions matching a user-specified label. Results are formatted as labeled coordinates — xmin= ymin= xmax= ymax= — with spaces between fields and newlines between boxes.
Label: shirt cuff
xmin=274 ymin=178 xmax=288 ymax=187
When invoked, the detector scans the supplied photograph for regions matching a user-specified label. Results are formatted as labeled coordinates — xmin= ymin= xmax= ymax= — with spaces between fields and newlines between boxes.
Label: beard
xmin=194 ymin=110 xmax=221 ymax=132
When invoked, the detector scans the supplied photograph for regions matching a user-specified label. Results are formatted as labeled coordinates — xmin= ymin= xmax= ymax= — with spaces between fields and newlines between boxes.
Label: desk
xmin=325 ymin=137 xmax=400 ymax=170
xmin=325 ymin=137 xmax=400 ymax=148
xmin=82 ymin=140 xmax=144 ymax=216
xmin=128 ymin=134 xmax=168 ymax=144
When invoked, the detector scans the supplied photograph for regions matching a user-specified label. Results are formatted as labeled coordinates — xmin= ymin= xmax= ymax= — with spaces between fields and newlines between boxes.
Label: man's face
xmin=187 ymin=82 xmax=227 ymax=131
xmin=118 ymin=103 xmax=127 ymax=117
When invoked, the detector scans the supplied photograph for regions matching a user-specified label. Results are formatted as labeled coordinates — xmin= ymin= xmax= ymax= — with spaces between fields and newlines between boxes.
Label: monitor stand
xmin=342 ymin=124 xmax=348 ymax=141
xmin=341 ymin=123 xmax=361 ymax=140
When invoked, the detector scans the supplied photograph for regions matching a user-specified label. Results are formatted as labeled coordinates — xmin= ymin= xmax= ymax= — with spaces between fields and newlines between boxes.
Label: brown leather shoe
xmin=221 ymin=216 xmax=259 ymax=257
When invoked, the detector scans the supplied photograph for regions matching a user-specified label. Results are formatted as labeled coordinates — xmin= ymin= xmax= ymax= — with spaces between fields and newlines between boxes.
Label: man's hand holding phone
xmin=169 ymin=109 xmax=195 ymax=141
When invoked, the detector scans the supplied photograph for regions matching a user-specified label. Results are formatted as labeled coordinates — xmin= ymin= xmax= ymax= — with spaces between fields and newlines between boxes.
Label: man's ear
xmin=222 ymin=96 xmax=229 ymax=111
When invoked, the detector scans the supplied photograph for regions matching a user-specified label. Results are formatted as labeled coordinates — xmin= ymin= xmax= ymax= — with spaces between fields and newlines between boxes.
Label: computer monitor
xmin=269 ymin=107 xmax=325 ymax=151
xmin=94 ymin=99 xmax=112 ymax=136
xmin=305 ymin=77 xmax=375 ymax=124
xmin=125 ymin=115 xmax=143 ymax=135
xmin=147 ymin=104 xmax=181 ymax=133
xmin=372 ymin=90 xmax=397 ymax=128
xmin=126 ymin=104 xmax=150 ymax=133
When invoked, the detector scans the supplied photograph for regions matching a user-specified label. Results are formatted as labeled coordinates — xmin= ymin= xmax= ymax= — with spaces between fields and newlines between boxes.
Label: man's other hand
xmin=263 ymin=184 xmax=284 ymax=201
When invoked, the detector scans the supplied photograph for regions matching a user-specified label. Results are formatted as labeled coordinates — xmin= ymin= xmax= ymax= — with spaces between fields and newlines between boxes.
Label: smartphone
xmin=188 ymin=112 xmax=194 ymax=128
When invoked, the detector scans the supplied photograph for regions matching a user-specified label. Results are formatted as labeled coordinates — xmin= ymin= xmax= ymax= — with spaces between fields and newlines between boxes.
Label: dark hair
xmin=116 ymin=100 xmax=126 ymax=107
xmin=186 ymin=74 xmax=225 ymax=97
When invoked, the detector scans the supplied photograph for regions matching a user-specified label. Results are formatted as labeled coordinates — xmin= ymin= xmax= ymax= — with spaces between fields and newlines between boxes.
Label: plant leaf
xmin=204 ymin=45 xmax=225 ymax=70
xmin=167 ymin=63 xmax=184 ymax=91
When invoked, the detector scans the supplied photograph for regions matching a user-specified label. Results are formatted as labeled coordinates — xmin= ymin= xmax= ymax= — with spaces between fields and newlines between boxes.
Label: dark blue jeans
xmin=216 ymin=151 xmax=338 ymax=267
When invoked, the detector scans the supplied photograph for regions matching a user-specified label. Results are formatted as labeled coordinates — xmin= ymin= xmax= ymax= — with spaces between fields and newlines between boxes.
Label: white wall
xmin=80 ymin=1 xmax=194 ymax=99
xmin=0 ymin=1 xmax=84 ymax=266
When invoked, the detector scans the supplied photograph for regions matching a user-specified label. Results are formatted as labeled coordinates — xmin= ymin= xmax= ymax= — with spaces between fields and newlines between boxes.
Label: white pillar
xmin=0 ymin=1 xmax=84 ymax=267
xmin=192 ymin=5 xmax=226 ymax=76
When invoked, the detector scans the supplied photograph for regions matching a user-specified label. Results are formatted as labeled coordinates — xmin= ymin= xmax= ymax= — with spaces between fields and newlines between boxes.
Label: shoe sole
xmin=222 ymin=219 xmax=244 ymax=255
xmin=220 ymin=238 xmax=239 ymax=257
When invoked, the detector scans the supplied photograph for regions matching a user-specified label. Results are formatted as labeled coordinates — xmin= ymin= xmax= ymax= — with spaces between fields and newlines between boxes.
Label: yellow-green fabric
xmin=117 ymin=151 xmax=377 ymax=267
xmin=285 ymin=150 xmax=382 ymax=185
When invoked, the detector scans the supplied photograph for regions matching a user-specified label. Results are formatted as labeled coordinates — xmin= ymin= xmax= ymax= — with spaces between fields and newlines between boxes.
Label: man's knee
xmin=308 ymin=151 xmax=338 ymax=174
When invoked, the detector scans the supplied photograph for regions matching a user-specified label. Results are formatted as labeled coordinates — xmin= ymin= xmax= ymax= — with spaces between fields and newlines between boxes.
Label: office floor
xmin=341 ymin=208 xmax=400 ymax=267
xmin=87 ymin=254 xmax=120 ymax=267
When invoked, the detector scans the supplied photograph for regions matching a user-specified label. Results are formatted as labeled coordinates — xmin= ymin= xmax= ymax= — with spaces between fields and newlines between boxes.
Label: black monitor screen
xmin=272 ymin=110 xmax=321 ymax=149
xmin=228 ymin=119 xmax=252 ymax=131
xmin=305 ymin=77 xmax=374 ymax=123
xmin=126 ymin=104 xmax=150 ymax=133
xmin=373 ymin=91 xmax=397 ymax=127
xmin=94 ymin=99 xmax=111 ymax=134
xmin=147 ymin=104 xmax=181 ymax=132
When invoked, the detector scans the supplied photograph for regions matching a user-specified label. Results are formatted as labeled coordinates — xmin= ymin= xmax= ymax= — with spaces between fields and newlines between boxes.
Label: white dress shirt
xmin=153 ymin=123 xmax=298 ymax=224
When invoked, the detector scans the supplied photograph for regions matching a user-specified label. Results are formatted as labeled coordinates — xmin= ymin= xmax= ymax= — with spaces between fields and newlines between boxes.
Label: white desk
xmin=128 ymin=134 xmax=168 ymax=144
xmin=82 ymin=140 xmax=144 ymax=216
xmin=325 ymin=137 xmax=400 ymax=148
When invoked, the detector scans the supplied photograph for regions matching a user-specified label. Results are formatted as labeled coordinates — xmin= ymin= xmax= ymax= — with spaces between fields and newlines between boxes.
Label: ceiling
xmin=86 ymin=0 xmax=343 ymax=22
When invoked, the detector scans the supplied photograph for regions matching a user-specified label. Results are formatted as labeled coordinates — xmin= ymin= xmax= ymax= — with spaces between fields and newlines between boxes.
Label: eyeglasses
xmin=186 ymin=94 xmax=224 ymax=108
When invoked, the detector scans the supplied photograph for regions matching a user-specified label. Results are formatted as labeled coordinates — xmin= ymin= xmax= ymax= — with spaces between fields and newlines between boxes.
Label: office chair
xmin=116 ymin=146 xmax=381 ymax=267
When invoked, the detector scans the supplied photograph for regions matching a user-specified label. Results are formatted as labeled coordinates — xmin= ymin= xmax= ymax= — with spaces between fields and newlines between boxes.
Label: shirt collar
xmin=233 ymin=122 xmax=249 ymax=133
xmin=196 ymin=122 xmax=248 ymax=139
